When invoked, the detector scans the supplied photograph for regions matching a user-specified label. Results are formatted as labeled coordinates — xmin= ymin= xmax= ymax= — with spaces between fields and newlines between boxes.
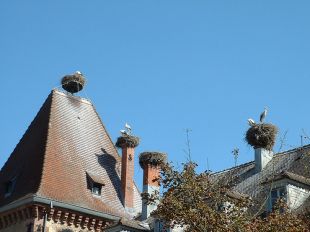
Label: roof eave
xmin=0 ymin=195 xmax=120 ymax=221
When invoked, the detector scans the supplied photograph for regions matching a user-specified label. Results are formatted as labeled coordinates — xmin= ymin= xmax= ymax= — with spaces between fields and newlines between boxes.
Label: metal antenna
xmin=232 ymin=148 xmax=239 ymax=167
xmin=302 ymin=129 xmax=310 ymax=144
xmin=206 ymin=157 xmax=210 ymax=172
xmin=184 ymin=128 xmax=192 ymax=161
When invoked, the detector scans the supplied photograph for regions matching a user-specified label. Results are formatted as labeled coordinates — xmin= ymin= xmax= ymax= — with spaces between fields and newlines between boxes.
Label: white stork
xmin=248 ymin=118 xmax=256 ymax=126
xmin=125 ymin=122 xmax=132 ymax=134
xmin=75 ymin=71 xmax=83 ymax=75
xmin=260 ymin=107 xmax=268 ymax=123
xmin=120 ymin=129 xmax=128 ymax=135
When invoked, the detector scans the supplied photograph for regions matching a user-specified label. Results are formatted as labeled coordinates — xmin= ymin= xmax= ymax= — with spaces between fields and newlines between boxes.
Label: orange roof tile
xmin=0 ymin=89 xmax=142 ymax=219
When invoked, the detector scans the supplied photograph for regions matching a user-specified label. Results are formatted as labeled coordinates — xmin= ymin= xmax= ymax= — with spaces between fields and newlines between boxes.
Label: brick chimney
xmin=116 ymin=135 xmax=140 ymax=213
xmin=139 ymin=151 xmax=167 ymax=220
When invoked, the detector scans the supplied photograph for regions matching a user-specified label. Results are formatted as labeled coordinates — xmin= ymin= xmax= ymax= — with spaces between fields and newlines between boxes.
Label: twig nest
xmin=245 ymin=123 xmax=278 ymax=150
xmin=139 ymin=152 xmax=167 ymax=168
xmin=61 ymin=72 xmax=86 ymax=93
xmin=115 ymin=135 xmax=140 ymax=148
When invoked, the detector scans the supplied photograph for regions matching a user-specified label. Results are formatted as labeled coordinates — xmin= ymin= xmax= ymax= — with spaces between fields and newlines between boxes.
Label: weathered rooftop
xmin=213 ymin=145 xmax=310 ymax=213
xmin=0 ymin=89 xmax=142 ymax=219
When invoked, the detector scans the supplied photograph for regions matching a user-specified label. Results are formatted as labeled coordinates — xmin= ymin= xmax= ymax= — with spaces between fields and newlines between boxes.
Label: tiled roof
xmin=118 ymin=218 xmax=150 ymax=230
xmin=87 ymin=171 xmax=106 ymax=186
xmin=226 ymin=190 xmax=250 ymax=201
xmin=262 ymin=171 xmax=310 ymax=186
xmin=213 ymin=145 xmax=310 ymax=213
xmin=0 ymin=89 xmax=142 ymax=219
xmin=105 ymin=217 xmax=150 ymax=232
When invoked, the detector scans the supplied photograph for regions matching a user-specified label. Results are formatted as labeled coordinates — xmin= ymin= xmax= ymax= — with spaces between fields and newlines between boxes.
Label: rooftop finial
xmin=61 ymin=71 xmax=86 ymax=94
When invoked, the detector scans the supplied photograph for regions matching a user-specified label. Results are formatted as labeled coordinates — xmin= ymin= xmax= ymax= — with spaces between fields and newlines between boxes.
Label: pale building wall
xmin=255 ymin=148 xmax=273 ymax=172
xmin=170 ymin=225 xmax=184 ymax=232
xmin=266 ymin=180 xmax=310 ymax=211
xmin=287 ymin=184 xmax=310 ymax=210
xmin=153 ymin=222 xmax=185 ymax=232
xmin=142 ymin=185 xmax=160 ymax=220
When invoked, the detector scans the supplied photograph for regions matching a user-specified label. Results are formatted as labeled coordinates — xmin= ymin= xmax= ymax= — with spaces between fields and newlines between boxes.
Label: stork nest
xmin=61 ymin=74 xmax=86 ymax=93
xmin=115 ymin=135 xmax=140 ymax=148
xmin=245 ymin=123 xmax=278 ymax=151
xmin=139 ymin=152 xmax=167 ymax=168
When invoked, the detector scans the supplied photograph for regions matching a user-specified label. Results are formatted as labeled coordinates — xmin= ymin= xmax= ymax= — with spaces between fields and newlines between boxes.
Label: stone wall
xmin=45 ymin=220 xmax=90 ymax=232
xmin=0 ymin=218 xmax=34 ymax=232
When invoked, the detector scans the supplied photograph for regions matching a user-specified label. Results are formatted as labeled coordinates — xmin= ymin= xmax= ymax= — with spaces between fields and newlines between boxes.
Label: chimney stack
xmin=139 ymin=152 xmax=167 ymax=220
xmin=255 ymin=148 xmax=273 ymax=172
xmin=116 ymin=135 xmax=140 ymax=213
xmin=245 ymin=122 xmax=278 ymax=172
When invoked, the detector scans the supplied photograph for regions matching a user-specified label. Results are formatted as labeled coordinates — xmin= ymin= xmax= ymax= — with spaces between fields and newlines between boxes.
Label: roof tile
xmin=0 ymin=90 xmax=142 ymax=219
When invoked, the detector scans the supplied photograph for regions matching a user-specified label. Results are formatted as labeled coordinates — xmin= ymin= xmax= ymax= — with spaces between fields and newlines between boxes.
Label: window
xmin=269 ymin=187 xmax=286 ymax=210
xmin=91 ymin=182 xmax=102 ymax=196
xmin=86 ymin=172 xmax=104 ymax=196
xmin=154 ymin=220 xmax=170 ymax=232
xmin=5 ymin=177 xmax=17 ymax=197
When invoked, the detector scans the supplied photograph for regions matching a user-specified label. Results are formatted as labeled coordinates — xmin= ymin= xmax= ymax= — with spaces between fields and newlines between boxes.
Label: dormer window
xmin=92 ymin=182 xmax=102 ymax=195
xmin=86 ymin=172 xmax=104 ymax=196
xmin=264 ymin=171 xmax=310 ymax=211
xmin=270 ymin=186 xmax=286 ymax=209
xmin=5 ymin=176 xmax=17 ymax=198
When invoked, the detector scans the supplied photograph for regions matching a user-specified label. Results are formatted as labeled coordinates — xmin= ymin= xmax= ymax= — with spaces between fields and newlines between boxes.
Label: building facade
xmin=0 ymin=87 xmax=156 ymax=232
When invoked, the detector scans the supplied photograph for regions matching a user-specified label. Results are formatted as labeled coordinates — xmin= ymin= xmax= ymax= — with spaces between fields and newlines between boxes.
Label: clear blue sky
xmin=1 ymin=1 xmax=310 ymax=187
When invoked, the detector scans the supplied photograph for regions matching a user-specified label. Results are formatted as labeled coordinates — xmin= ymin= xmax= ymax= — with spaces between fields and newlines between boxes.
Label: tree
xmin=247 ymin=199 xmax=308 ymax=232
xmin=147 ymin=161 xmax=309 ymax=232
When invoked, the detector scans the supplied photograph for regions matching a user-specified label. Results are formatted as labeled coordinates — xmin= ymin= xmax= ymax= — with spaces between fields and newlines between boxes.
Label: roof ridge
xmin=37 ymin=90 xmax=55 ymax=194
xmin=274 ymin=144 xmax=310 ymax=156
xmin=212 ymin=145 xmax=310 ymax=176
xmin=211 ymin=161 xmax=254 ymax=175
xmin=262 ymin=170 xmax=310 ymax=186
xmin=53 ymin=88 xmax=92 ymax=105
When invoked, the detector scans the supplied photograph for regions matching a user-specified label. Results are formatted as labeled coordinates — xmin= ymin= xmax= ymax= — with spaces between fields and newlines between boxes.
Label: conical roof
xmin=0 ymin=89 xmax=142 ymax=219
